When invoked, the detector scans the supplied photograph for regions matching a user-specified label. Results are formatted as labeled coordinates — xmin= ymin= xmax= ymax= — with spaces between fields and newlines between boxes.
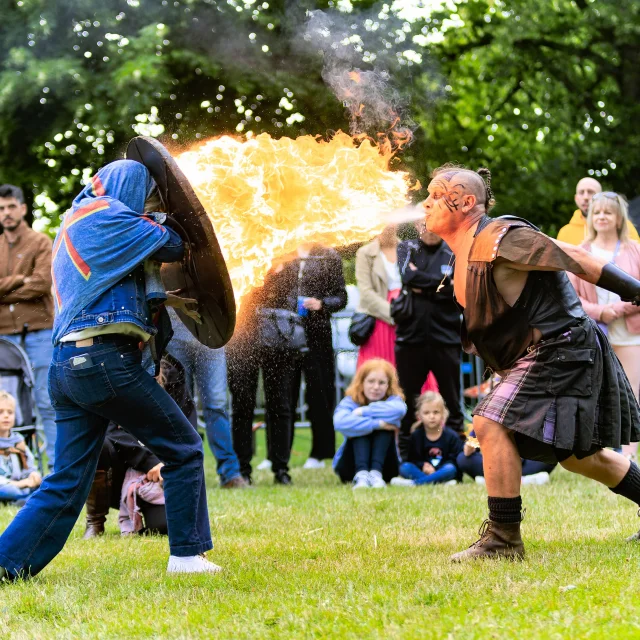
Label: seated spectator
xmin=396 ymin=392 xmax=463 ymax=486
xmin=333 ymin=358 xmax=406 ymax=489
xmin=0 ymin=391 xmax=42 ymax=505
xmin=456 ymin=431 xmax=556 ymax=485
xmin=83 ymin=356 xmax=190 ymax=537
xmin=84 ymin=423 xmax=166 ymax=538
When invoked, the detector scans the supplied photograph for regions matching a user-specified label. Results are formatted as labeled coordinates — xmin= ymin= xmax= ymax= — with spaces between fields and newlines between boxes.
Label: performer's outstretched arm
xmin=503 ymin=237 xmax=640 ymax=305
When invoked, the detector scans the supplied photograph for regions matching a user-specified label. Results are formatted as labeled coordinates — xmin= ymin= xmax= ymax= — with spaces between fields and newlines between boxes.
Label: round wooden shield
xmin=126 ymin=136 xmax=236 ymax=348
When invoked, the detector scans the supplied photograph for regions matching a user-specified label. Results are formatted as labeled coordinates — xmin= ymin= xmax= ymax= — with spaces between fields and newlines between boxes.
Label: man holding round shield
xmin=0 ymin=142 xmax=235 ymax=579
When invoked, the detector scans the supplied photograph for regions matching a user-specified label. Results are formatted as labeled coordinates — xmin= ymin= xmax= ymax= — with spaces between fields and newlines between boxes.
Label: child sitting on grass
xmin=333 ymin=358 xmax=407 ymax=489
xmin=0 ymin=391 xmax=42 ymax=505
xmin=395 ymin=391 xmax=463 ymax=486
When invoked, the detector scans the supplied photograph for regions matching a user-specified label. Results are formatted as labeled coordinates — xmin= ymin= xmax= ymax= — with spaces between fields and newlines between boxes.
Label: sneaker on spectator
xmin=352 ymin=470 xmax=370 ymax=490
xmin=475 ymin=476 xmax=486 ymax=485
xmin=390 ymin=477 xmax=415 ymax=487
xmin=444 ymin=479 xmax=458 ymax=486
xmin=521 ymin=471 xmax=550 ymax=486
xmin=256 ymin=459 xmax=272 ymax=471
xmin=303 ymin=457 xmax=326 ymax=470
xmin=167 ymin=555 xmax=222 ymax=575
xmin=368 ymin=470 xmax=386 ymax=489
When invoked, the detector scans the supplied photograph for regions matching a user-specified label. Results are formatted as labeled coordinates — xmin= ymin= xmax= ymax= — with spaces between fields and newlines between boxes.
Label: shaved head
xmin=575 ymin=177 xmax=602 ymax=216
xmin=431 ymin=168 xmax=489 ymax=209
xmin=423 ymin=164 xmax=493 ymax=238
xmin=576 ymin=177 xmax=601 ymax=194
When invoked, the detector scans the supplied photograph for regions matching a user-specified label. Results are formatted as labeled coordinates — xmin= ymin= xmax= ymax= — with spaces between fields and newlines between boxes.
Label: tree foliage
xmin=0 ymin=0 xmax=638 ymax=235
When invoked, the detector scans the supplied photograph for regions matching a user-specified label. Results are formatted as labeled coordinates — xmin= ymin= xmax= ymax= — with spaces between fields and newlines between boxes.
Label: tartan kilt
xmin=473 ymin=317 xmax=640 ymax=464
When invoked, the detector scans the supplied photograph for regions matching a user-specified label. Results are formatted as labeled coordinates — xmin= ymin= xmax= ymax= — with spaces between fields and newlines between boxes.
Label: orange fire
xmin=176 ymin=131 xmax=414 ymax=304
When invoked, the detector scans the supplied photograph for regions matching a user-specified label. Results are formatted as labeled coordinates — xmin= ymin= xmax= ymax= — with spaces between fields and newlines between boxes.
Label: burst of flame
xmin=176 ymin=131 xmax=413 ymax=304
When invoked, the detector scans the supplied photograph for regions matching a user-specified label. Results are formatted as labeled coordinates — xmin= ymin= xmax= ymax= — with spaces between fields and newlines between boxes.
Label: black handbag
xmin=390 ymin=288 xmax=413 ymax=323
xmin=257 ymin=308 xmax=308 ymax=354
xmin=348 ymin=312 xmax=376 ymax=346
xmin=390 ymin=245 xmax=415 ymax=324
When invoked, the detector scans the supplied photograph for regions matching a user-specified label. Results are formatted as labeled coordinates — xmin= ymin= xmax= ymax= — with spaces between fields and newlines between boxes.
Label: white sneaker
xmin=390 ymin=477 xmax=415 ymax=487
xmin=352 ymin=470 xmax=370 ymax=489
xmin=368 ymin=470 xmax=386 ymax=489
xmin=303 ymin=457 xmax=326 ymax=470
xmin=522 ymin=471 xmax=550 ymax=486
xmin=256 ymin=459 xmax=272 ymax=471
xmin=167 ymin=555 xmax=222 ymax=574
xmin=475 ymin=476 xmax=486 ymax=485
xmin=444 ymin=479 xmax=458 ymax=486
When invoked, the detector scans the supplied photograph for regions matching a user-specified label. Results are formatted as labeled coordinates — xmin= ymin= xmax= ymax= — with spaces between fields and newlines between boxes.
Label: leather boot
xmin=83 ymin=469 xmax=111 ymax=539
xmin=450 ymin=519 xmax=525 ymax=562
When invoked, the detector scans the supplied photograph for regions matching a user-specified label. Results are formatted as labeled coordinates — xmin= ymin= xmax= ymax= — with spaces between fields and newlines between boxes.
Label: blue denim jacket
xmin=63 ymin=227 xmax=184 ymax=337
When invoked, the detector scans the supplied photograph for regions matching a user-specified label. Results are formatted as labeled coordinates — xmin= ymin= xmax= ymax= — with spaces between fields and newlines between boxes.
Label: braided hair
xmin=476 ymin=167 xmax=496 ymax=212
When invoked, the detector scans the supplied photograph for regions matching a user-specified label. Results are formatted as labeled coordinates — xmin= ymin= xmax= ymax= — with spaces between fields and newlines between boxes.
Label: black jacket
xmin=230 ymin=245 xmax=347 ymax=349
xmin=283 ymin=245 xmax=348 ymax=347
xmin=395 ymin=239 xmax=461 ymax=346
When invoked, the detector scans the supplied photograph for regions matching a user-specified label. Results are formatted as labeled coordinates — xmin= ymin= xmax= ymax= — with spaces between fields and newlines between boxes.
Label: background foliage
xmin=0 ymin=0 xmax=638 ymax=235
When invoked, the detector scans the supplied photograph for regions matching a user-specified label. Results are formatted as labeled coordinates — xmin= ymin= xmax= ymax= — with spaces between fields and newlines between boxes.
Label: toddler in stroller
xmin=0 ymin=391 xmax=42 ymax=505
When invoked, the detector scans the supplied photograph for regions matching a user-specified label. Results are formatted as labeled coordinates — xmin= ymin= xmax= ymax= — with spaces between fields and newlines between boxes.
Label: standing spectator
xmin=0 ymin=391 xmax=42 ymax=504
xmin=394 ymin=224 xmax=463 ymax=460
xmin=569 ymin=192 xmax=640 ymax=459
xmin=290 ymin=243 xmax=347 ymax=469
xmin=354 ymin=225 xmax=401 ymax=366
xmin=557 ymin=177 xmax=639 ymax=244
xmin=228 ymin=262 xmax=298 ymax=485
xmin=0 ymin=184 xmax=56 ymax=470
xmin=167 ymin=308 xmax=247 ymax=488
xmin=396 ymin=391 xmax=462 ymax=486
xmin=333 ymin=358 xmax=406 ymax=488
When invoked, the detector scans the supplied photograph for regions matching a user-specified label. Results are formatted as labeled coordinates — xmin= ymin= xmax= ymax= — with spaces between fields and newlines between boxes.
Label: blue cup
xmin=297 ymin=296 xmax=309 ymax=317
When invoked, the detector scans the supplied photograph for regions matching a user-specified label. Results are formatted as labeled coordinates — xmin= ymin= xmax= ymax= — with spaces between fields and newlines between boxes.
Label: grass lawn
xmin=2 ymin=428 xmax=640 ymax=639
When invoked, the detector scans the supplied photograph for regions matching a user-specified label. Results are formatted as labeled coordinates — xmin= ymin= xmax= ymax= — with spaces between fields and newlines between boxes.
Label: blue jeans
xmin=0 ymin=336 xmax=211 ymax=578
xmin=167 ymin=328 xmax=241 ymax=485
xmin=352 ymin=431 xmax=394 ymax=473
xmin=0 ymin=483 xmax=32 ymax=502
xmin=399 ymin=461 xmax=457 ymax=485
xmin=4 ymin=328 xmax=56 ymax=469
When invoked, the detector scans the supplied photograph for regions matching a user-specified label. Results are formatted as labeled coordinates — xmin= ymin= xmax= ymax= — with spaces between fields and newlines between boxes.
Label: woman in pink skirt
xmin=354 ymin=225 xmax=439 ymax=392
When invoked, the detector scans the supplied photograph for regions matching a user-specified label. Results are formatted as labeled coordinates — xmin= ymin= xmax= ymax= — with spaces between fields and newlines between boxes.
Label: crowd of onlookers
xmin=0 ymin=174 xmax=639 ymax=533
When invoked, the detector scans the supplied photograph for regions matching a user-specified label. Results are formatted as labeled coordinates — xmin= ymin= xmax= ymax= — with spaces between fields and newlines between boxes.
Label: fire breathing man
xmin=423 ymin=164 xmax=640 ymax=561
xmin=0 ymin=160 xmax=220 ymax=580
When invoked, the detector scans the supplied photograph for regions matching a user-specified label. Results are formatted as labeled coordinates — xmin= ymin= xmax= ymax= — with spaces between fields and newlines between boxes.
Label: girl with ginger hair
xmin=332 ymin=359 xmax=406 ymax=489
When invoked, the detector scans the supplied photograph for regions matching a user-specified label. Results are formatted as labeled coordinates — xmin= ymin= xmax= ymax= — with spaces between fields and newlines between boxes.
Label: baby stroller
xmin=0 ymin=337 xmax=45 ymax=474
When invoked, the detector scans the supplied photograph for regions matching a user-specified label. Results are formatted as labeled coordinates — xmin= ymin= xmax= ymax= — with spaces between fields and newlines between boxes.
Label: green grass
xmin=2 ymin=429 xmax=640 ymax=639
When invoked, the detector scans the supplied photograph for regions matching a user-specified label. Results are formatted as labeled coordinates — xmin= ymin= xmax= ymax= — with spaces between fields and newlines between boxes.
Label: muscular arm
xmin=496 ymin=229 xmax=640 ymax=305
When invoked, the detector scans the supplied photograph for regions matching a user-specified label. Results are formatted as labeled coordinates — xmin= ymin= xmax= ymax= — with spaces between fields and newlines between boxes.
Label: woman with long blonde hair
xmin=570 ymin=192 xmax=640 ymax=459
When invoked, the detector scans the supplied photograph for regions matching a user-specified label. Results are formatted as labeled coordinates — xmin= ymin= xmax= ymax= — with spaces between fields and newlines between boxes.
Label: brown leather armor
xmin=462 ymin=216 xmax=586 ymax=371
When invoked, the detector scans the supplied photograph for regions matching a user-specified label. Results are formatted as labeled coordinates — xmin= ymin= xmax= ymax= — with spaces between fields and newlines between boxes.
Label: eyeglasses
xmin=592 ymin=191 xmax=618 ymax=201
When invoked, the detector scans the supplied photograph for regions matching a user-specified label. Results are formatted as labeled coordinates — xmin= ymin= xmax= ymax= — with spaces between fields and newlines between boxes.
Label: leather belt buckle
xmin=75 ymin=338 xmax=94 ymax=347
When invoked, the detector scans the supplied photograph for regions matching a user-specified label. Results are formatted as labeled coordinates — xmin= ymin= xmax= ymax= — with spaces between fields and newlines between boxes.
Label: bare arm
xmin=501 ymin=240 xmax=640 ymax=305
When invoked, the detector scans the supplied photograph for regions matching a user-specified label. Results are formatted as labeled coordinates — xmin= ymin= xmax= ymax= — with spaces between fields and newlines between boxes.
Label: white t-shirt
xmin=381 ymin=253 xmax=402 ymax=291
xmin=591 ymin=245 xmax=640 ymax=346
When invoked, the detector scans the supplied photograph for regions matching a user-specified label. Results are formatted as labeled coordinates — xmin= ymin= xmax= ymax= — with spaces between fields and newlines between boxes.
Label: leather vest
xmin=462 ymin=216 xmax=585 ymax=371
